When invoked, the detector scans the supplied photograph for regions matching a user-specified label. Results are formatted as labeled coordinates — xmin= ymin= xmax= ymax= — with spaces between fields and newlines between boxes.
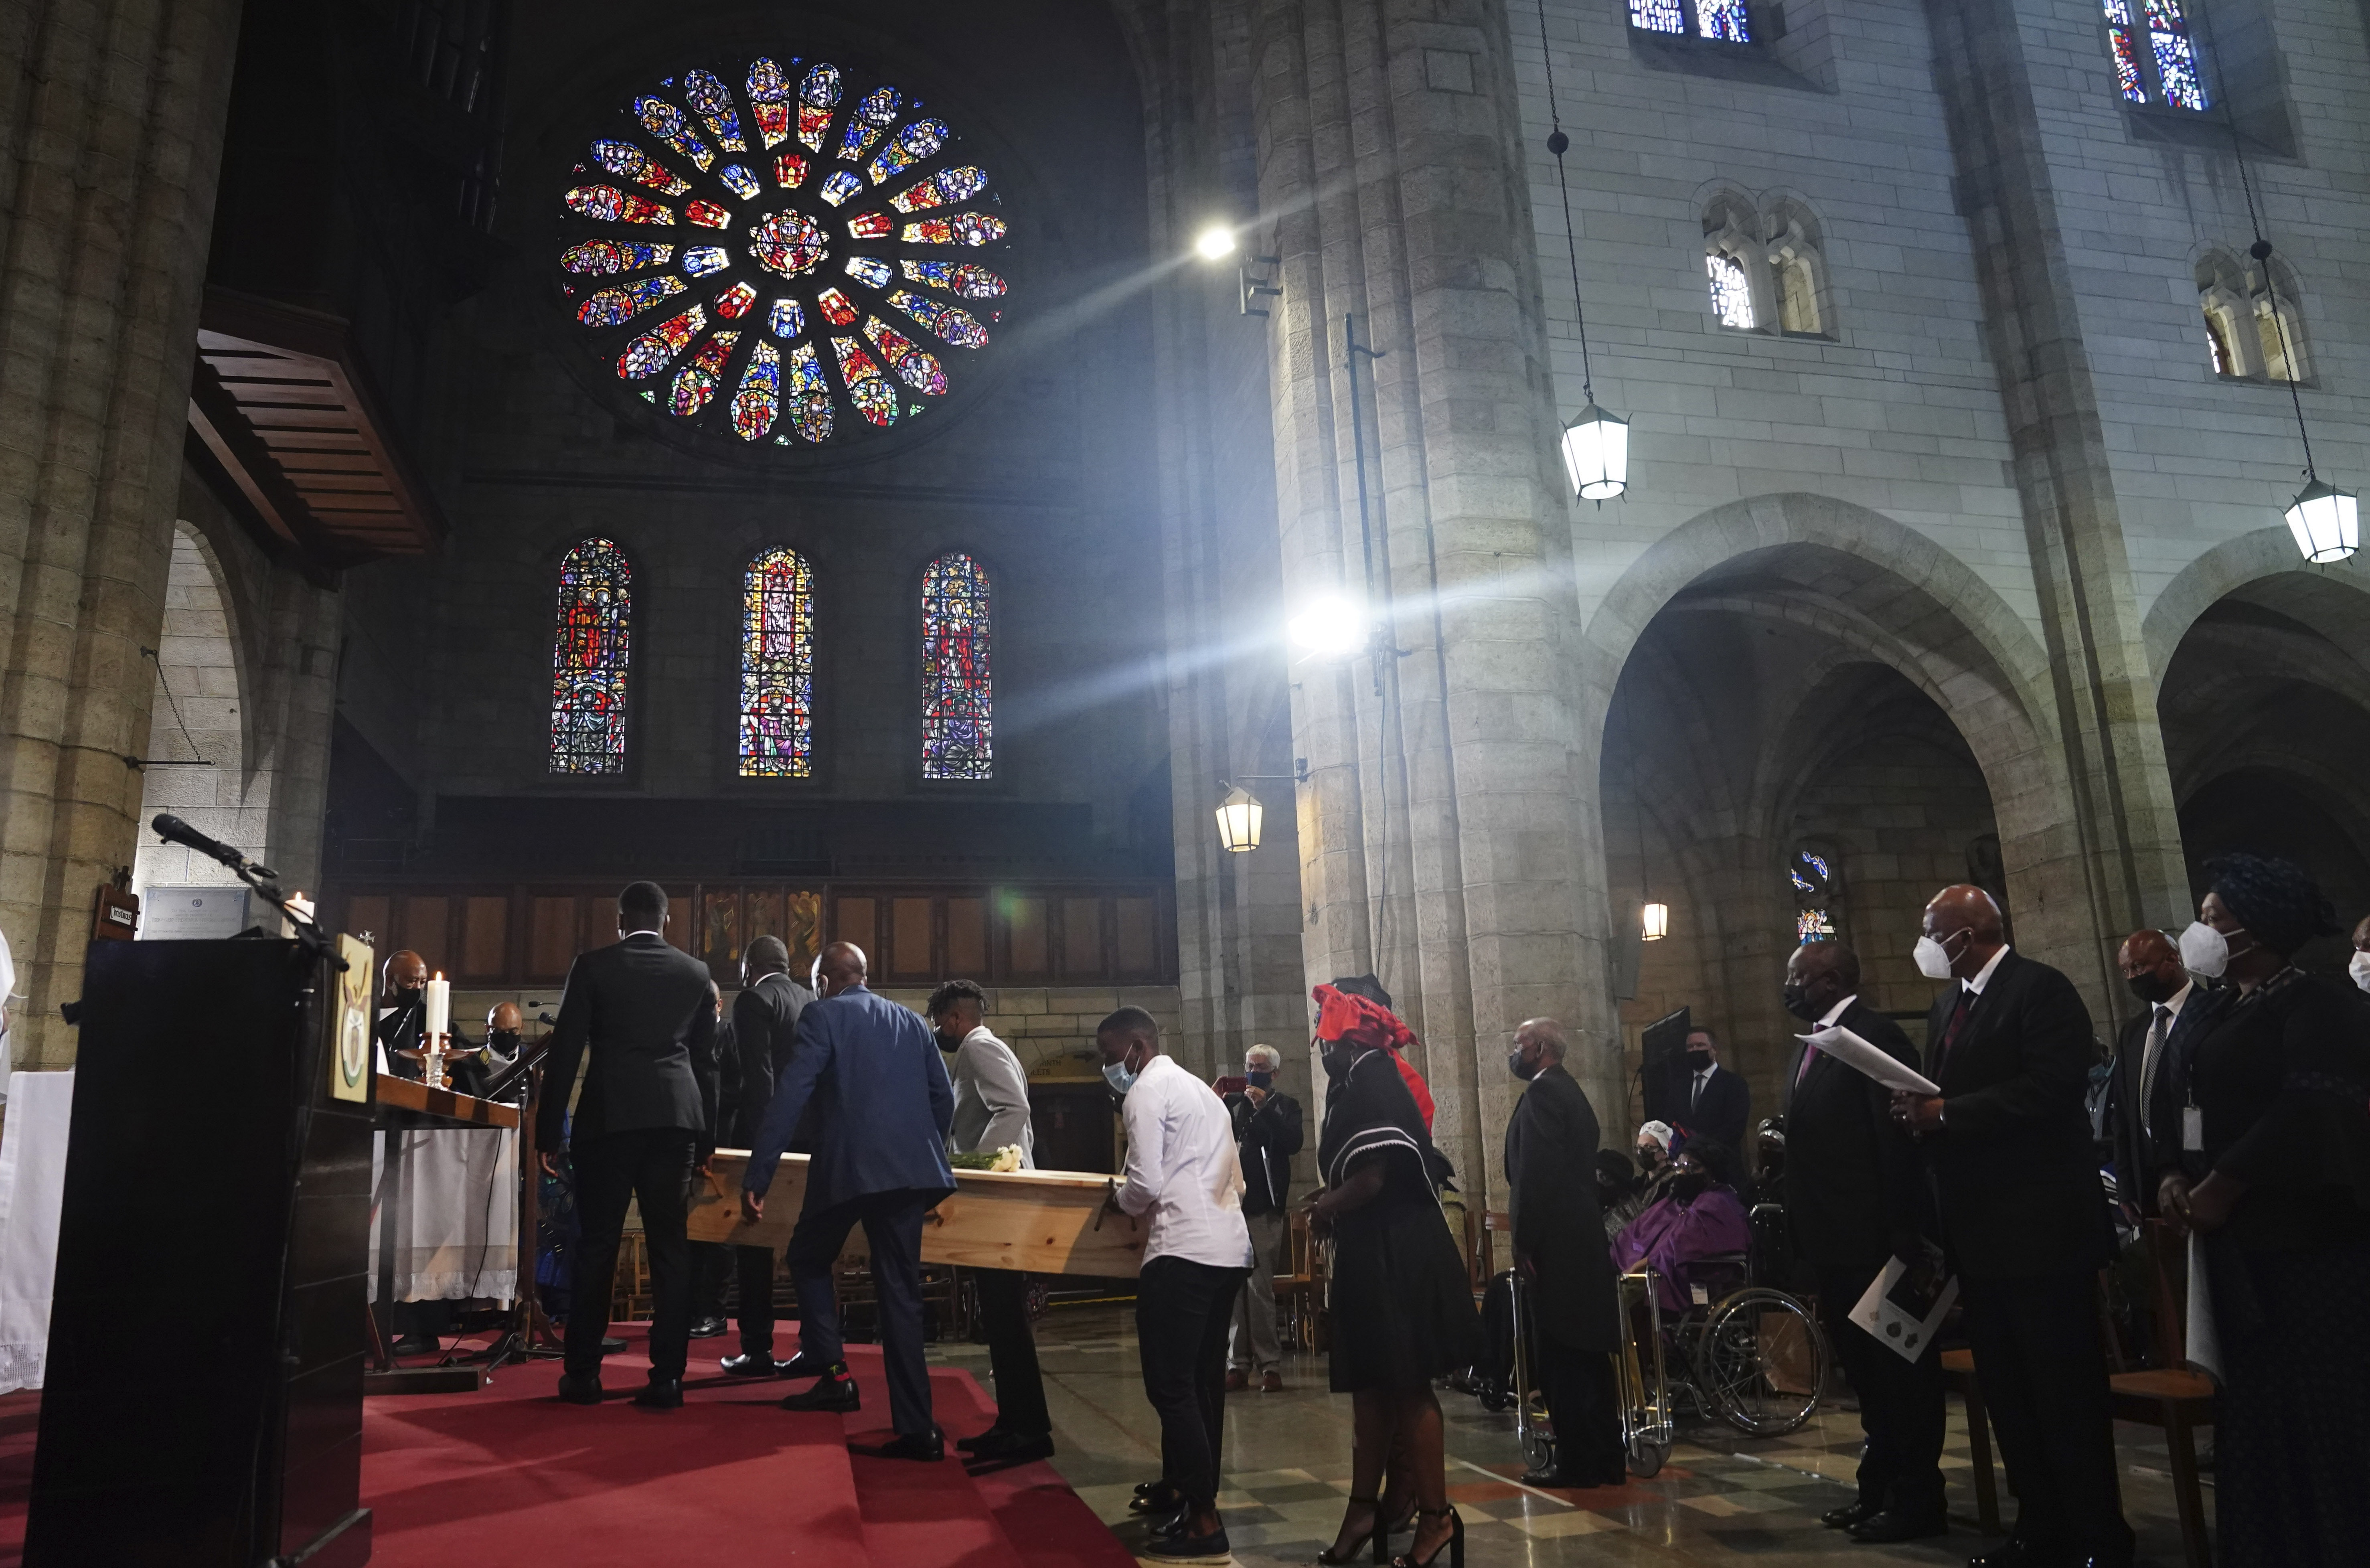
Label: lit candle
xmin=288 ymin=889 xmax=316 ymax=923
xmin=424 ymin=973 xmax=450 ymax=1040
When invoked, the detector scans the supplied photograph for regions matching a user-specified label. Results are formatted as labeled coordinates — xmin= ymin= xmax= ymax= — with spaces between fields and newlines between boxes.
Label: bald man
xmin=1896 ymin=886 xmax=2130 ymax=1568
xmin=375 ymin=949 xmax=429 ymax=1080
xmin=742 ymin=941 xmax=954 ymax=1461
xmin=2108 ymin=930 xmax=2222 ymax=1222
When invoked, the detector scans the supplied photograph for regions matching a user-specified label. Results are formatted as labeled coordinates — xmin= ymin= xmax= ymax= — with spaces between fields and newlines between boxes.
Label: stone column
xmin=0 ymin=0 xmax=245 ymax=1066
xmin=1249 ymin=0 xmax=1610 ymax=1200
xmin=1924 ymin=0 xmax=2192 ymax=1029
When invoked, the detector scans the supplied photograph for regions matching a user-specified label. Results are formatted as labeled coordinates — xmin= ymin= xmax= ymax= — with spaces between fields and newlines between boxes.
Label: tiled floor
xmin=929 ymin=1306 xmax=2211 ymax=1566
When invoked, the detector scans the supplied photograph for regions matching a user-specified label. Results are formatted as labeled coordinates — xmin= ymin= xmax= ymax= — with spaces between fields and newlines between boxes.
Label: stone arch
xmin=132 ymin=525 xmax=259 ymax=899
xmin=2142 ymin=530 xmax=2370 ymax=679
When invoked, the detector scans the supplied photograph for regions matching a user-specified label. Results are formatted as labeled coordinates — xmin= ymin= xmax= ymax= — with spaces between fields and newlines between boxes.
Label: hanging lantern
xmin=1215 ymin=786 xmax=1263 ymax=853
xmin=1561 ymin=402 xmax=1629 ymax=502
xmin=2285 ymin=477 xmax=2359 ymax=564
xmin=1641 ymin=901 xmax=1670 ymax=942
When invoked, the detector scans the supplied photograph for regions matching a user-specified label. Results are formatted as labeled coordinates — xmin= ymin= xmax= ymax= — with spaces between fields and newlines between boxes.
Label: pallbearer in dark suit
xmin=1892 ymin=886 xmax=2131 ymax=1568
xmin=714 ymin=936 xmax=812 ymax=1376
xmin=535 ymin=882 xmax=719 ymax=1410
xmin=1779 ymin=942 xmax=1945 ymax=1543
xmin=375 ymin=949 xmax=429 ymax=1080
xmin=742 ymin=941 xmax=954 ymax=1461
xmin=1504 ymin=1018 xmax=1624 ymax=1488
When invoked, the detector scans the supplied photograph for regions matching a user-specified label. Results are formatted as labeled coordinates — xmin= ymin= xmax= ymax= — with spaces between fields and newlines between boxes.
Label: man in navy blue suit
xmin=741 ymin=940 xmax=955 ymax=1460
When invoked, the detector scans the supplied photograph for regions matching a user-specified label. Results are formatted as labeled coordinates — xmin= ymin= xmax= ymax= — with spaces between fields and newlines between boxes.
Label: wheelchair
xmin=1618 ymin=1203 xmax=1830 ymax=1471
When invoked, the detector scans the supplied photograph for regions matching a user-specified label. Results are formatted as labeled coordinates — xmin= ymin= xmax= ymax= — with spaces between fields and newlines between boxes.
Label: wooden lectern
xmin=26 ymin=939 xmax=373 ymax=1568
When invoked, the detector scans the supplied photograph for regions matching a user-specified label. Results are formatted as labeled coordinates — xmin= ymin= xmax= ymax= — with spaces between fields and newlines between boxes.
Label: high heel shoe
xmin=1391 ymin=1505 xmax=1463 ymax=1568
xmin=1317 ymin=1496 xmax=1386 ymax=1565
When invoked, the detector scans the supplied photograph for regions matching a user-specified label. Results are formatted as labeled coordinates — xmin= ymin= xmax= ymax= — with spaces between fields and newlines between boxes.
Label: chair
xmin=1273 ymin=1209 xmax=1326 ymax=1353
xmin=1946 ymin=1222 xmax=2213 ymax=1567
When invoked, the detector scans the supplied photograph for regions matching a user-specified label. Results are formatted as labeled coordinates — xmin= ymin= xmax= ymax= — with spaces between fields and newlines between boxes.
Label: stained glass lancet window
xmin=2102 ymin=0 xmax=2208 ymax=110
xmin=739 ymin=547 xmax=816 ymax=777
xmin=1630 ymin=0 xmax=1749 ymax=40
xmin=921 ymin=552 xmax=992 ymax=781
xmin=550 ymin=538 xmax=632 ymax=774
xmin=1707 ymin=252 xmax=1756 ymax=329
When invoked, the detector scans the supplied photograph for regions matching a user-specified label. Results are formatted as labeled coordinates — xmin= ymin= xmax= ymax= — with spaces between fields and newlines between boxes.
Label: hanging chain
xmin=1535 ymin=0 xmax=1595 ymax=400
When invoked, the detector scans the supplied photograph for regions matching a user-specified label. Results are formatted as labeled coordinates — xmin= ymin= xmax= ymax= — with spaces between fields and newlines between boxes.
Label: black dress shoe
xmin=601 ymin=1336 xmax=627 ymax=1353
xmin=956 ymin=1421 xmax=1009 ymax=1454
xmin=686 ymin=1315 xmax=728 ymax=1339
xmin=867 ymin=1426 xmax=945 ymax=1461
xmin=1967 ymin=1543 xmax=2043 ymax=1568
xmin=1849 ymin=1510 xmax=1947 ymax=1544
xmin=1147 ymin=1500 xmax=1191 ymax=1540
xmin=780 ymin=1366 xmax=860 ymax=1412
xmin=966 ymin=1428 xmax=1054 ymax=1465
xmin=776 ymin=1350 xmax=835 ymax=1380
xmin=390 ymin=1334 xmax=438 ymax=1357
xmin=632 ymin=1378 xmax=683 ymax=1410
xmin=1144 ymin=1527 xmax=1230 ymax=1562
xmin=719 ymin=1351 xmax=780 ymax=1377
xmin=1823 ymin=1500 xmax=1880 ymax=1530
xmin=1129 ymin=1480 xmax=1181 ymax=1515
xmin=555 ymin=1371 xmax=604 ymax=1405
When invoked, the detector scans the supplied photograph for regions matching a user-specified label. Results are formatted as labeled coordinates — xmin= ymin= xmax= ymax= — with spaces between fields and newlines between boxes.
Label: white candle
xmin=424 ymin=974 xmax=450 ymax=1040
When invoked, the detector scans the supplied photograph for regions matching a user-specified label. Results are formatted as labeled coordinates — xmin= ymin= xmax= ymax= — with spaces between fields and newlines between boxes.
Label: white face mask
xmin=2179 ymin=921 xmax=2235 ymax=979
xmin=2348 ymin=951 xmax=2370 ymax=993
xmin=1913 ymin=933 xmax=1958 ymax=981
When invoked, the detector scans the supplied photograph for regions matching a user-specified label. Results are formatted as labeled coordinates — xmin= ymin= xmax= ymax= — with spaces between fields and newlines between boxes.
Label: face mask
xmin=489 ymin=1030 xmax=520 ymax=1052
xmin=1672 ymin=1173 xmax=1708 ymax=1202
xmin=2179 ymin=921 xmax=2235 ymax=979
xmin=1913 ymin=932 xmax=1960 ymax=980
xmin=1320 ymin=1045 xmax=1353 ymax=1080
xmin=1102 ymin=1049 xmax=1140 ymax=1095
xmin=1246 ymin=1069 xmax=1272 ymax=1089
xmin=1508 ymin=1048 xmax=1539 ymax=1081
xmin=1637 ymin=1146 xmax=1662 ymax=1169
xmin=2351 ymin=951 xmax=2370 ymax=993
xmin=1685 ymin=1049 xmax=1713 ymax=1072
xmin=2125 ymin=972 xmax=2176 ymax=1007
xmin=1781 ymin=984 xmax=1816 ymax=1022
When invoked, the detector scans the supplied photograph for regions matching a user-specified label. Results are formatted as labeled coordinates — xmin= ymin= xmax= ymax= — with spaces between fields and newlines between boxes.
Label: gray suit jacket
xmin=949 ymin=1025 xmax=1034 ymax=1166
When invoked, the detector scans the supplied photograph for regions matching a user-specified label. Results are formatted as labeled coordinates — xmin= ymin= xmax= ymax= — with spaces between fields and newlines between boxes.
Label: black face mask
xmin=1246 ymin=1070 xmax=1273 ymax=1089
xmin=2126 ymin=972 xmax=2178 ymax=1007
xmin=1508 ymin=1049 xmax=1539 ymax=1081
xmin=488 ymin=1030 xmax=520 ymax=1053
xmin=1685 ymin=1049 xmax=1714 ymax=1072
xmin=1781 ymin=984 xmax=1817 ymax=1022
xmin=1672 ymin=1173 xmax=1708 ymax=1202
xmin=1321 ymin=1045 xmax=1355 ymax=1080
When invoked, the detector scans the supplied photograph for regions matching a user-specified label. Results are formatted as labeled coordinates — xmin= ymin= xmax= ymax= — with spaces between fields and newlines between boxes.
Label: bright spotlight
xmin=1287 ymin=595 xmax=1366 ymax=660
xmin=1195 ymin=226 xmax=1237 ymax=261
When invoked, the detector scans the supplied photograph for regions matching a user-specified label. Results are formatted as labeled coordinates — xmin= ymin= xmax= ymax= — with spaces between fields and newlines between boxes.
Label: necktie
xmin=1794 ymin=1041 xmax=1819 ymax=1090
xmin=1936 ymin=986 xmax=1975 ymax=1073
xmin=1692 ymin=1071 xmax=1706 ymax=1110
xmin=2139 ymin=1005 xmax=2170 ymax=1139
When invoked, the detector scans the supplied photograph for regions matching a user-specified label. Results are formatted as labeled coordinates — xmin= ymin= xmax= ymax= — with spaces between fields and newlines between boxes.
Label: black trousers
xmin=1816 ymin=1265 xmax=1946 ymax=1516
xmin=1959 ymin=1270 xmax=2133 ymax=1560
xmin=567 ymin=1128 xmax=698 ymax=1382
xmin=1135 ymin=1256 xmax=1248 ymax=1511
xmin=690 ymin=1239 xmax=780 ymax=1354
xmin=974 ymin=1268 xmax=1049 ymax=1437
xmin=691 ymin=1240 xmax=729 ymax=1317
xmin=1537 ymin=1341 xmax=1623 ymax=1484
xmin=788 ymin=1190 xmax=933 ymax=1437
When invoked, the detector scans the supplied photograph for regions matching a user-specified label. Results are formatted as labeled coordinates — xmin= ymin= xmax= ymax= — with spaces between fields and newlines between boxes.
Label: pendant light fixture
xmin=1536 ymin=0 xmax=1627 ymax=503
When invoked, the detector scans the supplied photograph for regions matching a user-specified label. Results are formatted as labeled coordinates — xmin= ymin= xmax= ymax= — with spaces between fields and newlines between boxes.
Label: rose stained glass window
xmin=921 ymin=552 xmax=992 ymax=781
xmin=555 ymin=55 xmax=1011 ymax=449
xmin=550 ymin=538 xmax=632 ymax=774
xmin=739 ymin=548 xmax=816 ymax=777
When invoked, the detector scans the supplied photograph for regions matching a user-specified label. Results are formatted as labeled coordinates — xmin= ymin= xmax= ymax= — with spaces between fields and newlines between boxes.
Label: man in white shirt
xmin=1097 ymin=1007 xmax=1251 ymax=1564
xmin=928 ymin=979 xmax=1050 ymax=1465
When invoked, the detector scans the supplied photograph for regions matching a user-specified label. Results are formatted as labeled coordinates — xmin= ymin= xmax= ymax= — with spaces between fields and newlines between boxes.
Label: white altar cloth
xmin=370 ymin=1126 xmax=519 ymax=1303
xmin=0 ymin=1070 xmax=74 ymax=1392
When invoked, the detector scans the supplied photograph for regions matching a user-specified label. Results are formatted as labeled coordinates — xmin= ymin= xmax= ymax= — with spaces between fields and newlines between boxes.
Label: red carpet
xmin=0 ymin=1326 xmax=1132 ymax=1568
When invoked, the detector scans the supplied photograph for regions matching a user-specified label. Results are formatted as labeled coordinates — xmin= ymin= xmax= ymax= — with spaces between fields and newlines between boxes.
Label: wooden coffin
xmin=687 ymin=1151 xmax=1144 ymax=1278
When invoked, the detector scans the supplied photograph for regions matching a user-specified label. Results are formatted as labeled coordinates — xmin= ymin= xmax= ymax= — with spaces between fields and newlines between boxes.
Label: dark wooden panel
xmin=460 ymin=896 xmax=508 ymax=981
xmin=579 ymin=896 xmax=615 ymax=956
xmin=1006 ymin=896 xmax=1048 ymax=978
xmin=702 ymin=887 xmax=741 ymax=981
xmin=946 ymin=896 xmax=987 ymax=979
xmin=662 ymin=885 xmax=696 ymax=953
xmin=890 ymin=897 xmax=933 ymax=981
xmin=401 ymin=896 xmax=448 ymax=975
xmin=1114 ymin=896 xmax=1157 ymax=978
xmin=834 ymin=897 xmax=877 ymax=962
xmin=1061 ymin=897 xmax=1103 ymax=978
xmin=344 ymin=895 xmax=389 ymax=951
xmin=528 ymin=896 xmax=576 ymax=981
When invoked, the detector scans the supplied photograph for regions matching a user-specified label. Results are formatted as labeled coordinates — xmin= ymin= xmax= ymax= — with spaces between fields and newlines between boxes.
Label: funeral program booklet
xmin=1848 ymin=1255 xmax=1960 ymax=1364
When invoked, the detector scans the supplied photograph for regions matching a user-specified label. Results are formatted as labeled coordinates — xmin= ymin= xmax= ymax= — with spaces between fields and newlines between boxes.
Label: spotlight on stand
xmin=1561 ymin=402 xmax=1630 ymax=503
xmin=2286 ymin=476 xmax=2359 ymax=564
xmin=1195 ymin=225 xmax=1237 ymax=261
xmin=1641 ymin=901 xmax=1670 ymax=942
xmin=1215 ymin=785 xmax=1263 ymax=853
xmin=1287 ymin=594 xmax=1367 ymax=661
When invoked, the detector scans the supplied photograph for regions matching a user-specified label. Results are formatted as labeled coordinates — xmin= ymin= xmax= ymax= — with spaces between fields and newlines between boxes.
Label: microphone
xmin=150 ymin=813 xmax=275 ymax=880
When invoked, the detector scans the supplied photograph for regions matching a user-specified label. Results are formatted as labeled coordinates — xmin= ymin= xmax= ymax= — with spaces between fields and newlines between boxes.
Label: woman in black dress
xmin=1309 ymin=988 xmax=1484 ymax=1568
xmin=2161 ymin=855 xmax=2370 ymax=1567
